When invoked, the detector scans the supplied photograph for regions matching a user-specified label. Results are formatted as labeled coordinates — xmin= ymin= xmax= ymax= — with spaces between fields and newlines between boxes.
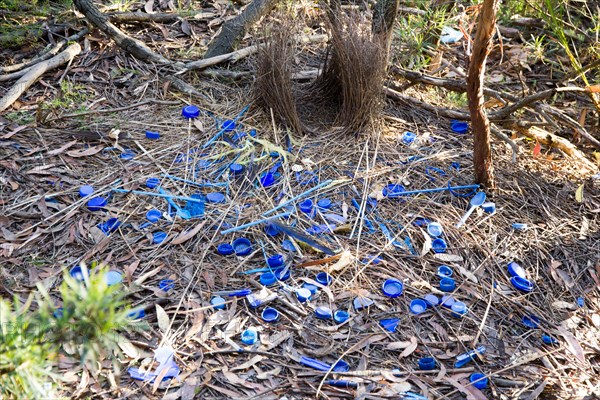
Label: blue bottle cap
xmin=206 ymin=192 xmax=226 ymax=203
xmin=159 ymin=279 xmax=175 ymax=291
xmin=332 ymin=360 xmax=350 ymax=373
xmin=379 ymin=318 xmax=400 ymax=332
xmin=120 ymin=150 xmax=135 ymax=160
xmin=382 ymin=279 xmax=404 ymax=298
xmin=281 ymin=239 xmax=296 ymax=252
xmin=230 ymin=163 xmax=244 ymax=175
xmin=450 ymin=162 xmax=461 ymax=170
xmin=296 ymin=288 xmax=312 ymax=303
xmin=512 ymin=223 xmax=528 ymax=231
xmin=440 ymin=277 xmax=456 ymax=292
xmin=353 ymin=296 xmax=374 ymax=311
xmin=432 ymin=238 xmax=447 ymax=253
xmin=273 ymin=267 xmax=290 ymax=281
xmin=450 ymin=121 xmax=469 ymax=134
xmin=410 ymin=299 xmax=428 ymax=315
xmin=317 ymin=198 xmax=332 ymax=209
xmin=418 ymin=357 xmax=436 ymax=370
xmin=427 ymin=222 xmax=443 ymax=237
xmin=217 ymin=243 xmax=234 ymax=255
xmin=221 ymin=119 xmax=235 ymax=131
xmin=70 ymin=265 xmax=86 ymax=281
xmin=259 ymin=172 xmax=276 ymax=187
xmin=241 ymin=328 xmax=258 ymax=345
xmin=522 ymin=314 xmax=540 ymax=329
xmin=412 ymin=216 xmax=430 ymax=227
xmin=99 ymin=217 xmax=121 ymax=234
xmin=577 ymin=296 xmax=584 ymax=308
xmin=87 ymin=196 xmax=107 ymax=211
xmin=334 ymin=310 xmax=350 ymax=324
xmin=424 ymin=294 xmax=440 ymax=307
xmin=437 ymin=265 xmax=453 ymax=278
xmin=315 ymin=272 xmax=332 ymax=286
xmin=451 ymin=301 xmax=468 ymax=317
xmin=510 ymin=276 xmax=534 ymax=292
xmin=315 ymin=306 xmax=333 ymax=320
xmin=470 ymin=373 xmax=488 ymax=389
xmin=53 ymin=307 xmax=64 ymax=319
xmin=261 ymin=307 xmax=279 ymax=322
xmin=211 ymin=296 xmax=226 ymax=309
xmin=146 ymin=177 xmax=160 ymax=189
xmin=104 ymin=270 xmax=123 ymax=286
xmin=267 ymin=254 xmax=284 ymax=269
xmin=260 ymin=272 xmax=277 ymax=286
xmin=146 ymin=209 xmax=162 ymax=223
xmin=507 ymin=261 xmax=526 ymax=279
xmin=79 ymin=185 xmax=94 ymax=197
xmin=232 ymin=238 xmax=252 ymax=256
xmin=402 ymin=131 xmax=417 ymax=145
xmin=303 ymin=283 xmax=319 ymax=296
xmin=145 ymin=130 xmax=160 ymax=139
xmin=542 ymin=334 xmax=558 ymax=345
xmin=482 ymin=202 xmax=496 ymax=213
xmin=299 ymin=199 xmax=314 ymax=213
xmin=182 ymin=105 xmax=200 ymax=119
xmin=264 ymin=223 xmax=280 ymax=237
xmin=441 ymin=295 xmax=455 ymax=308
xmin=382 ymin=184 xmax=405 ymax=198
xmin=152 ymin=231 xmax=168 ymax=244
xmin=128 ymin=309 xmax=145 ymax=319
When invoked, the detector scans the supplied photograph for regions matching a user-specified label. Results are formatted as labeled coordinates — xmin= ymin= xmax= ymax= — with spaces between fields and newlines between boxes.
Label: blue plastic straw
xmin=220 ymin=211 xmax=293 ymax=234
xmin=202 ymin=104 xmax=250 ymax=149
xmin=163 ymin=174 xmax=228 ymax=188
xmin=262 ymin=179 xmax=334 ymax=216
xmin=112 ymin=188 xmax=205 ymax=203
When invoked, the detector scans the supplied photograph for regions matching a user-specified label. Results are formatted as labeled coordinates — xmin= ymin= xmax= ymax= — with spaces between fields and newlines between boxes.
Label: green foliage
xmin=1 ymin=265 xmax=139 ymax=399
xmin=42 ymin=80 xmax=93 ymax=112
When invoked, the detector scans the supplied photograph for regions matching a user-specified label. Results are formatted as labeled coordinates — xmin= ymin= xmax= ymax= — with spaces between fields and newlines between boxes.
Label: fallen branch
xmin=107 ymin=11 xmax=216 ymax=23
xmin=0 ymin=43 xmax=81 ymax=113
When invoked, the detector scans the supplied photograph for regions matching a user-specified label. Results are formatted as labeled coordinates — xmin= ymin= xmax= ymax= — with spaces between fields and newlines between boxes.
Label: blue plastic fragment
xmin=152 ymin=231 xmax=168 ymax=244
xmin=281 ymin=239 xmax=296 ymax=252
xmin=206 ymin=192 xmax=226 ymax=203
xmin=542 ymin=334 xmax=559 ymax=345
xmin=425 ymin=166 xmax=447 ymax=182
xmin=402 ymin=131 xmax=417 ymax=145
xmin=577 ymin=296 xmax=584 ymax=308
xmin=159 ymin=279 xmax=175 ymax=291
xmin=145 ymin=130 xmax=160 ymax=139
xmin=482 ymin=202 xmax=496 ymax=213
xmin=326 ymin=380 xmax=358 ymax=389
xmin=455 ymin=346 xmax=486 ymax=368
xmin=120 ymin=150 xmax=135 ymax=160
xmin=382 ymin=184 xmax=405 ymax=198
xmin=146 ymin=177 xmax=160 ymax=189
xmin=241 ymin=328 xmax=258 ymax=345
xmin=98 ymin=217 xmax=121 ymax=235
xmin=184 ymin=194 xmax=205 ymax=218
xmin=221 ymin=120 xmax=235 ymax=131
xmin=70 ymin=265 xmax=86 ymax=281
xmin=300 ymin=356 xmax=331 ymax=371
xmin=522 ymin=314 xmax=540 ymax=329
xmin=379 ymin=318 xmax=400 ymax=332
xmin=303 ymin=283 xmax=319 ymax=295
xmin=353 ymin=296 xmax=374 ymax=311
xmin=259 ymin=172 xmax=276 ymax=187
xmin=512 ymin=223 xmax=528 ymax=231
xmin=128 ymin=309 xmax=145 ymax=319
xmin=273 ymin=267 xmax=290 ymax=281
xmin=333 ymin=360 xmax=350 ymax=372
xmin=265 ymin=223 xmax=281 ymax=237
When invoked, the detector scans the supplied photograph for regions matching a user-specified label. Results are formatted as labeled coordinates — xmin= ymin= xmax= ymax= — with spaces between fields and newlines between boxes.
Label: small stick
xmin=220 ymin=212 xmax=293 ymax=234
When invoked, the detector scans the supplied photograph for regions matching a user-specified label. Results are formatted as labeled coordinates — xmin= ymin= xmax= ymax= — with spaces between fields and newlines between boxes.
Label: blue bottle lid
xmin=427 ymin=222 xmax=443 ymax=237
xmin=450 ymin=121 xmax=469 ymax=134
xmin=315 ymin=306 xmax=333 ymax=320
xmin=303 ymin=283 xmax=319 ymax=295
xmin=334 ymin=310 xmax=350 ymax=324
xmin=260 ymin=272 xmax=277 ymax=286
xmin=299 ymin=199 xmax=314 ymax=213
xmin=507 ymin=262 xmax=526 ymax=279
xmin=379 ymin=318 xmax=400 ymax=332
xmin=424 ymin=294 xmax=439 ymax=307
xmin=146 ymin=177 xmax=160 ymax=189
xmin=159 ymin=279 xmax=175 ymax=291
xmin=120 ymin=150 xmax=135 ymax=160
xmin=87 ymin=197 xmax=107 ymax=211
xmin=470 ymin=373 xmax=488 ymax=389
xmin=145 ymin=130 xmax=160 ymax=139
xmin=410 ymin=299 xmax=427 ymax=315
xmin=221 ymin=120 xmax=236 ymax=131
xmin=316 ymin=272 xmax=333 ymax=286
xmin=273 ymin=267 xmax=290 ymax=281
xmin=264 ymin=223 xmax=280 ymax=237
xmin=482 ymin=202 xmax=496 ymax=213
xmin=577 ymin=296 xmax=584 ymax=308
xmin=230 ymin=163 xmax=244 ymax=175
xmin=440 ymin=277 xmax=456 ymax=292
xmin=437 ymin=265 xmax=453 ymax=278
xmin=382 ymin=184 xmax=405 ymax=198
xmin=510 ymin=276 xmax=533 ymax=292
xmin=70 ymin=265 xmax=86 ymax=281
xmin=146 ymin=209 xmax=162 ymax=223
xmin=104 ymin=270 xmax=123 ymax=286
xmin=440 ymin=295 xmax=455 ymax=308
xmin=281 ymin=239 xmax=296 ymax=252
xmin=261 ymin=307 xmax=279 ymax=322
xmin=522 ymin=314 xmax=540 ymax=329
xmin=353 ymin=296 xmax=374 ymax=311
xmin=217 ymin=243 xmax=234 ymax=255
xmin=402 ymin=131 xmax=417 ymax=145
xmin=232 ymin=238 xmax=252 ymax=256
xmin=267 ymin=254 xmax=284 ymax=269
xmin=418 ymin=357 xmax=436 ymax=370
xmin=206 ymin=192 xmax=226 ymax=203
xmin=79 ymin=185 xmax=94 ymax=197
xmin=432 ymin=238 xmax=448 ymax=253
xmin=332 ymin=360 xmax=350 ymax=373
xmin=381 ymin=279 xmax=404 ymax=298
xmin=296 ymin=288 xmax=312 ymax=303
xmin=542 ymin=334 xmax=558 ymax=345
xmin=512 ymin=223 xmax=528 ymax=231
xmin=98 ymin=218 xmax=121 ymax=234
xmin=451 ymin=301 xmax=467 ymax=317
xmin=182 ymin=105 xmax=200 ymax=119
xmin=259 ymin=172 xmax=276 ymax=187
xmin=241 ymin=328 xmax=258 ymax=345
xmin=211 ymin=296 xmax=226 ymax=309
xmin=317 ymin=198 xmax=332 ymax=209
xmin=152 ymin=231 xmax=168 ymax=244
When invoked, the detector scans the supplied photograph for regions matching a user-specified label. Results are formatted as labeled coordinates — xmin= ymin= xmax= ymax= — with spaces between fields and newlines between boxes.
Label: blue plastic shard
xmin=454 ymin=346 xmax=486 ymax=368
xmin=184 ymin=194 xmax=205 ymax=217
xmin=379 ymin=318 xmax=400 ymax=332
xmin=128 ymin=347 xmax=180 ymax=383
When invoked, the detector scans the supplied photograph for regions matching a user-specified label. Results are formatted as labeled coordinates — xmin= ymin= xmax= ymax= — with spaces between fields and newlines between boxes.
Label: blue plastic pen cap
xmin=145 ymin=130 xmax=160 ymax=139
xmin=182 ymin=105 xmax=200 ymax=119
xmin=440 ymin=277 xmax=456 ymax=292
xmin=382 ymin=279 xmax=404 ymax=298
xmin=79 ymin=185 xmax=94 ymax=197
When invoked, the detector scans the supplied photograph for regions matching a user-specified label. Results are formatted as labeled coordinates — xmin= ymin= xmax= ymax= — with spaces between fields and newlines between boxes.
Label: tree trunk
xmin=467 ymin=0 xmax=499 ymax=188
xmin=372 ymin=0 xmax=400 ymax=57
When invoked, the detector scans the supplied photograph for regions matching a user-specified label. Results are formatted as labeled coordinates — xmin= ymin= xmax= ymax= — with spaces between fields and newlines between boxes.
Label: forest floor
xmin=1 ymin=1 xmax=600 ymax=399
